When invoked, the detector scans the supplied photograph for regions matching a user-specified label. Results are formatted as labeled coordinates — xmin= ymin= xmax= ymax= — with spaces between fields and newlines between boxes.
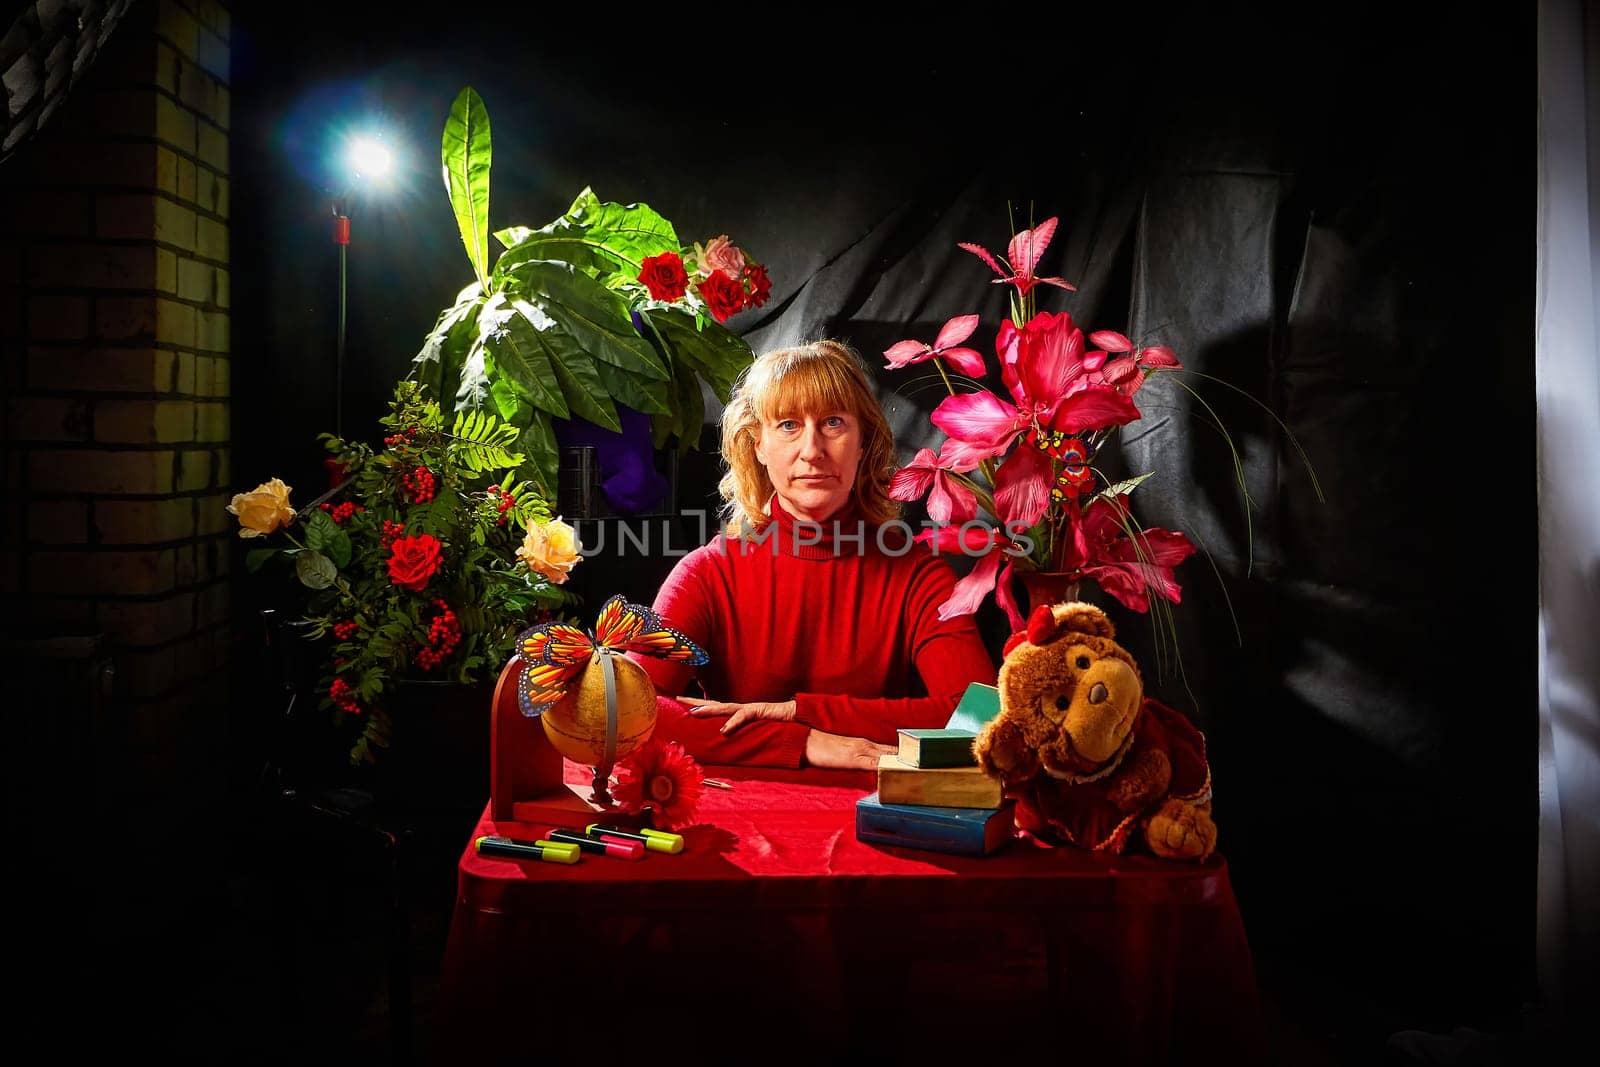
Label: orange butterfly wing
xmin=517 ymin=659 xmax=584 ymax=717
xmin=592 ymin=595 xmax=647 ymax=648
xmin=513 ymin=621 xmax=595 ymax=717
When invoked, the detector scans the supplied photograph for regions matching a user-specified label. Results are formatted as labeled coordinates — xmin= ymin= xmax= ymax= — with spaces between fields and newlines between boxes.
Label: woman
xmin=639 ymin=340 xmax=997 ymax=770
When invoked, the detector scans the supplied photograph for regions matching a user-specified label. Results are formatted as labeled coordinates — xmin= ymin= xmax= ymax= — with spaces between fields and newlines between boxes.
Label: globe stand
xmin=489 ymin=658 xmax=647 ymax=829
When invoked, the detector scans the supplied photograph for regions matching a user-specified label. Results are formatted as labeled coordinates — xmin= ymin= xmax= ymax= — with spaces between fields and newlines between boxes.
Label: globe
xmin=540 ymin=652 xmax=658 ymax=767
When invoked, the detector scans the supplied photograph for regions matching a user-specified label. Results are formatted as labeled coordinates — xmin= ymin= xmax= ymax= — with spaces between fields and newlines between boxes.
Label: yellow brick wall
xmin=0 ymin=0 xmax=232 ymax=783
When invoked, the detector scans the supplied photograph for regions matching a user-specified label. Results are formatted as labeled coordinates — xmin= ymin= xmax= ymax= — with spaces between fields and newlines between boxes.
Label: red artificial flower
xmin=1058 ymin=495 xmax=1196 ymax=613
xmin=638 ymin=250 xmax=690 ymax=302
xmin=386 ymin=532 xmax=443 ymax=592
xmin=696 ymin=267 xmax=746 ymax=323
xmin=612 ymin=736 xmax=704 ymax=830
xmin=744 ymin=262 xmax=772 ymax=308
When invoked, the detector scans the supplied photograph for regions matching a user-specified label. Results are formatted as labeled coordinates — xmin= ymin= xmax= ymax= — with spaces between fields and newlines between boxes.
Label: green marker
xmin=475 ymin=835 xmax=580 ymax=865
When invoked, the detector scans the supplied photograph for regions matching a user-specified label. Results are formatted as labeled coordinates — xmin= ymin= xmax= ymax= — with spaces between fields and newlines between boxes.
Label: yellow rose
xmin=227 ymin=478 xmax=296 ymax=538
xmin=518 ymin=517 xmax=581 ymax=584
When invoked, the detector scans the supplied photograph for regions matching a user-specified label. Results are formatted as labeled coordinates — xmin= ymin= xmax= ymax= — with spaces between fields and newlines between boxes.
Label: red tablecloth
xmin=437 ymin=761 xmax=1265 ymax=1063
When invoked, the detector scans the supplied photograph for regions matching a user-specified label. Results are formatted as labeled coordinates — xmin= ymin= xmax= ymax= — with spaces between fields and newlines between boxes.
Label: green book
xmin=944 ymin=682 xmax=1001 ymax=735
xmin=897 ymin=729 xmax=978 ymax=768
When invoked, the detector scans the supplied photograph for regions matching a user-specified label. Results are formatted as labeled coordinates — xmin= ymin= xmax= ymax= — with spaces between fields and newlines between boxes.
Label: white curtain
xmin=1536 ymin=0 xmax=1600 ymax=1022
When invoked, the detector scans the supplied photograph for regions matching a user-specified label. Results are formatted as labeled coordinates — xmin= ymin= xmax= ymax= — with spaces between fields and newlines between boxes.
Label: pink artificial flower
xmin=889 ymin=447 xmax=978 ymax=524
xmin=1084 ymin=337 xmax=1182 ymax=398
xmin=915 ymin=524 xmax=1028 ymax=630
xmin=958 ymin=217 xmax=1078 ymax=298
xmin=931 ymin=311 xmax=1141 ymax=468
xmin=882 ymin=315 xmax=986 ymax=378
xmin=698 ymin=235 xmax=746 ymax=280
xmin=992 ymin=442 xmax=1054 ymax=527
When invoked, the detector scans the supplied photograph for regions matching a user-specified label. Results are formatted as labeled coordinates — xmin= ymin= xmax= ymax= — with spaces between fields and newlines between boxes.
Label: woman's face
xmin=755 ymin=408 xmax=864 ymax=523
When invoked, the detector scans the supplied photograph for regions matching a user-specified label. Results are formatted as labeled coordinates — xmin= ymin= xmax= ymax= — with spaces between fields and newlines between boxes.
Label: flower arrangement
xmin=884 ymin=216 xmax=1198 ymax=632
xmin=230 ymin=379 xmax=580 ymax=764
xmin=638 ymin=234 xmax=772 ymax=323
xmin=416 ymin=88 xmax=770 ymax=497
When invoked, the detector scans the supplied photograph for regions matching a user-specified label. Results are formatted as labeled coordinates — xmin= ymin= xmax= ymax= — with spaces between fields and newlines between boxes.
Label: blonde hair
xmin=719 ymin=339 xmax=901 ymax=532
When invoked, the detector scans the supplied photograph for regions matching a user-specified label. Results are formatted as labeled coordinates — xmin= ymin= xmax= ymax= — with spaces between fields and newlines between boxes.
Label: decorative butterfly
xmin=514 ymin=594 xmax=708 ymax=718
xmin=1028 ymin=430 xmax=1095 ymax=504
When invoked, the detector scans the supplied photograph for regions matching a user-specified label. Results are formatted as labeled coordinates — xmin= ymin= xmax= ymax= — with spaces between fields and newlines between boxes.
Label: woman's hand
xmin=681 ymin=696 xmax=798 ymax=735
xmin=803 ymin=729 xmax=895 ymax=771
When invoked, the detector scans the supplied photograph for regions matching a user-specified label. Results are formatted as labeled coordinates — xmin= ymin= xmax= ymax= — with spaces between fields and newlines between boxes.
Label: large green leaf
xmin=442 ymin=87 xmax=492 ymax=288
xmin=593 ymin=358 xmax=671 ymax=416
xmin=642 ymin=307 xmax=751 ymax=403
xmin=513 ymin=416 xmax=559 ymax=498
xmin=669 ymin=360 xmax=706 ymax=454
xmin=493 ymin=225 xmax=533 ymax=249
xmin=486 ymin=375 xmax=522 ymax=422
xmin=416 ymin=284 xmax=485 ymax=420
xmin=485 ymin=310 xmax=569 ymax=418
xmin=518 ymin=260 xmax=668 ymax=380
xmin=494 ymin=187 xmax=679 ymax=281
xmin=511 ymin=299 xmax=621 ymax=432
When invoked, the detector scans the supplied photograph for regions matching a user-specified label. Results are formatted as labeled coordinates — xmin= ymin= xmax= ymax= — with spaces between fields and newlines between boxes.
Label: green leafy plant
xmin=414 ymin=86 xmax=769 ymax=495
xmin=231 ymin=380 xmax=579 ymax=764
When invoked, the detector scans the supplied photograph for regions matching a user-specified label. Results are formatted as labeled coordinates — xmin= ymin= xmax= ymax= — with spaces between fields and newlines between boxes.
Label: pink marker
xmin=546 ymin=829 xmax=644 ymax=860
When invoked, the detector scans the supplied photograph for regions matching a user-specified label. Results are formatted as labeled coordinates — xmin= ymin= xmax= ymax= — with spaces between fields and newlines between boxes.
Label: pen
xmin=475 ymin=835 xmax=580 ymax=865
xmin=546 ymin=828 xmax=644 ymax=861
xmin=585 ymin=823 xmax=685 ymax=854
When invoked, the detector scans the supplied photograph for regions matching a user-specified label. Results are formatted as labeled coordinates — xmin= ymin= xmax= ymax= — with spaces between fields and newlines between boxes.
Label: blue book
xmin=855 ymin=792 xmax=1015 ymax=857
xmin=944 ymin=682 xmax=1000 ymax=736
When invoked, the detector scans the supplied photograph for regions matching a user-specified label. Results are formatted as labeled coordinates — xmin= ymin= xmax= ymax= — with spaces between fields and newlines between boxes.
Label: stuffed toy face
xmin=983 ymin=602 xmax=1144 ymax=781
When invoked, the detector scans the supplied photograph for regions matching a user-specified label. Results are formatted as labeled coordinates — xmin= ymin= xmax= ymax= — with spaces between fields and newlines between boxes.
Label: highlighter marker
xmin=475 ymin=835 xmax=580 ymax=865
xmin=547 ymin=828 xmax=644 ymax=861
xmin=585 ymin=823 xmax=685 ymax=854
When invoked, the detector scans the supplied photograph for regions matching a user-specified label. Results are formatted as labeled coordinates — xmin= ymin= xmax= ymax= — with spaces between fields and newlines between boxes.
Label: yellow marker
xmin=586 ymin=823 xmax=684 ymax=854
xmin=475 ymin=835 xmax=580 ymax=865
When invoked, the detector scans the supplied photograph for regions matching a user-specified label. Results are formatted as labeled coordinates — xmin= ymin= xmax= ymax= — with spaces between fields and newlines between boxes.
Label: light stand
xmin=332 ymin=196 xmax=350 ymax=438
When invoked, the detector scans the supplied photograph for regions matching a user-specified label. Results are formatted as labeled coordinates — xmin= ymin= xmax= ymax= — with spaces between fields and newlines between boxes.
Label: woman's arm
xmin=792 ymin=629 xmax=996 ymax=743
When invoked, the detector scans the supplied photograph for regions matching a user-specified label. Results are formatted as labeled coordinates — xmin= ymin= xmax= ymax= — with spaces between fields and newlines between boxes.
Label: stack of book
xmin=856 ymin=683 xmax=1015 ymax=857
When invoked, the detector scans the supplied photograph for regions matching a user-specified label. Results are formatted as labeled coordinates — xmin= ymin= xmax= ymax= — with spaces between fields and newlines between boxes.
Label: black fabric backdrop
xmin=228 ymin=6 xmax=1535 ymax=1049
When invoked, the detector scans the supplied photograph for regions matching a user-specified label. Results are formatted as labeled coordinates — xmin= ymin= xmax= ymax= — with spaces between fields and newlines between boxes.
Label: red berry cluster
xmin=382 ymin=425 xmax=420 ymax=448
xmin=329 ymin=676 xmax=361 ymax=714
xmin=380 ymin=519 xmax=406 ymax=548
xmin=486 ymin=485 xmax=515 ymax=526
xmin=414 ymin=599 xmax=461 ymax=671
xmin=319 ymin=501 xmax=366 ymax=524
xmin=403 ymin=465 xmax=437 ymax=503
xmin=333 ymin=619 xmax=359 ymax=641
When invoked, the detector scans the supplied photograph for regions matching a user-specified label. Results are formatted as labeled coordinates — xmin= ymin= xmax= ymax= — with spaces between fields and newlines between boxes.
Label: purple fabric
xmin=553 ymin=407 xmax=669 ymax=515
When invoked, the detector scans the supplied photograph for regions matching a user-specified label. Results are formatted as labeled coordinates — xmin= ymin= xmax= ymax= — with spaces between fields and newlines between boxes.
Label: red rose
xmin=744 ymin=263 xmax=772 ymax=308
xmin=638 ymin=251 xmax=690 ymax=301
xmin=696 ymin=267 xmax=746 ymax=322
xmin=387 ymin=532 xmax=443 ymax=592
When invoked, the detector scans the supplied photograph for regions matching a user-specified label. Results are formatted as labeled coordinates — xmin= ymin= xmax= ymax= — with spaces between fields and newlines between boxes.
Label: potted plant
xmin=230 ymin=379 xmax=580 ymax=786
xmin=415 ymin=87 xmax=771 ymax=508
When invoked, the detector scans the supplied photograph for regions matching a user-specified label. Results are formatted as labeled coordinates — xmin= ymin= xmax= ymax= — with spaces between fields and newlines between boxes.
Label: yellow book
xmin=875 ymin=754 xmax=1003 ymax=809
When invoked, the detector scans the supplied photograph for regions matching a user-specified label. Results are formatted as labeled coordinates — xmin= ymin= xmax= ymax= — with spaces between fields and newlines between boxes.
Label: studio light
xmin=330 ymin=129 xmax=401 ymax=438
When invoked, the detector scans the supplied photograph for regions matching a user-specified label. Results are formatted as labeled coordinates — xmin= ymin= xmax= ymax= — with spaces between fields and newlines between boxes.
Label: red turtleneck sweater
xmin=637 ymin=498 xmax=998 ymax=767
